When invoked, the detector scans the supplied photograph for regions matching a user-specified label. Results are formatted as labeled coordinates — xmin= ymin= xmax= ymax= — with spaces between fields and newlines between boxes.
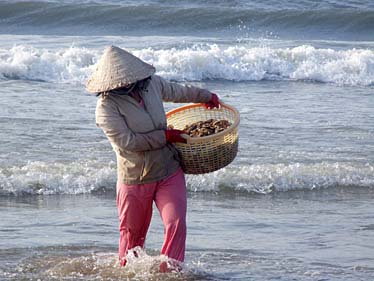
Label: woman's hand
xmin=165 ymin=129 xmax=187 ymax=143
xmin=204 ymin=93 xmax=220 ymax=109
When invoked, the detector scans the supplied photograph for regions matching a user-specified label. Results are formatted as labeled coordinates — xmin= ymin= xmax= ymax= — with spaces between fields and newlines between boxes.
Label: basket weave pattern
xmin=166 ymin=103 xmax=239 ymax=174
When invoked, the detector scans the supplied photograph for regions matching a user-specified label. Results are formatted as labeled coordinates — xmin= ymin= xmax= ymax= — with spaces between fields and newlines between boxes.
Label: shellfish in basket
xmin=166 ymin=103 xmax=240 ymax=175
xmin=168 ymin=119 xmax=231 ymax=137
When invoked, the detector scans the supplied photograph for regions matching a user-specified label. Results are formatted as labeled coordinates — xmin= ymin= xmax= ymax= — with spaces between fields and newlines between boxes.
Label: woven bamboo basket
xmin=166 ymin=102 xmax=240 ymax=174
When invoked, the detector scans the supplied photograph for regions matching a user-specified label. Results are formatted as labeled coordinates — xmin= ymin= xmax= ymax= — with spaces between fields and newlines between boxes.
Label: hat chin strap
xmin=98 ymin=76 xmax=152 ymax=97
xmin=138 ymin=76 xmax=152 ymax=91
xmin=110 ymin=82 xmax=138 ymax=95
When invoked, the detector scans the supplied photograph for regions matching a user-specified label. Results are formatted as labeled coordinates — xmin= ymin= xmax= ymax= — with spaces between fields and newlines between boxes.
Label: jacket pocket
xmin=118 ymin=150 xmax=145 ymax=183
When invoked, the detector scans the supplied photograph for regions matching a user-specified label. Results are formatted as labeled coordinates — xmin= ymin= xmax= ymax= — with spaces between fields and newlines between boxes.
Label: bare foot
xmin=159 ymin=261 xmax=172 ymax=273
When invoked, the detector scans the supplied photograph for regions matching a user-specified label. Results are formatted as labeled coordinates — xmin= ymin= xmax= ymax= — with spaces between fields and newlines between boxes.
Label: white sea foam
xmin=1 ymin=160 xmax=373 ymax=196
xmin=18 ymin=247 xmax=193 ymax=280
xmin=0 ymin=160 xmax=117 ymax=195
xmin=0 ymin=45 xmax=98 ymax=83
xmin=0 ymin=44 xmax=373 ymax=86
xmin=139 ymin=45 xmax=374 ymax=86
xmin=187 ymin=162 xmax=374 ymax=193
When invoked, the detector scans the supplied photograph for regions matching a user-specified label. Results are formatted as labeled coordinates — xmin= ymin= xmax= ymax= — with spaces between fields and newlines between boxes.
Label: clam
xmin=180 ymin=119 xmax=232 ymax=138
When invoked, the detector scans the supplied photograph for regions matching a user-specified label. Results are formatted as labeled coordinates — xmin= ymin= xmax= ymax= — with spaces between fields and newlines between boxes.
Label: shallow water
xmin=1 ymin=80 xmax=373 ymax=195
xmin=1 ymin=76 xmax=374 ymax=280
xmin=1 ymin=189 xmax=374 ymax=280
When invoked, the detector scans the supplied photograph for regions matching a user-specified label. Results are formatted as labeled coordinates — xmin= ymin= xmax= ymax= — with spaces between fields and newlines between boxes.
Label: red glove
xmin=165 ymin=129 xmax=187 ymax=143
xmin=204 ymin=93 xmax=220 ymax=109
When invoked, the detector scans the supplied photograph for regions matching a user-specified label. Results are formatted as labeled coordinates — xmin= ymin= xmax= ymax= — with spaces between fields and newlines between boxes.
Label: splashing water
xmin=7 ymin=246 xmax=204 ymax=281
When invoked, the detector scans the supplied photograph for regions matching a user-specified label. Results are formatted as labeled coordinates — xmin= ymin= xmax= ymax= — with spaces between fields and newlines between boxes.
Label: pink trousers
xmin=116 ymin=168 xmax=187 ymax=266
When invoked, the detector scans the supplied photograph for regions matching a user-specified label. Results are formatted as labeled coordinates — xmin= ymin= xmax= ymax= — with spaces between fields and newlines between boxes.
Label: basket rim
xmin=166 ymin=102 xmax=240 ymax=144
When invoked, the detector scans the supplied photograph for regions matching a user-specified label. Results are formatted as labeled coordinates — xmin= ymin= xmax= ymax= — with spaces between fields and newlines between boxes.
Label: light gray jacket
xmin=96 ymin=75 xmax=212 ymax=184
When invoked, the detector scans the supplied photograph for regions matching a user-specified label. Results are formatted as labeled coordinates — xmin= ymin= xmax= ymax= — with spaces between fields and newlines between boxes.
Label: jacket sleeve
xmin=154 ymin=75 xmax=212 ymax=103
xmin=96 ymin=99 xmax=166 ymax=152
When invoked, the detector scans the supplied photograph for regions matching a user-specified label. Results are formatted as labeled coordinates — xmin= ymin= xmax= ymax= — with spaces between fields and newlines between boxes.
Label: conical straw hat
xmin=86 ymin=45 xmax=156 ymax=93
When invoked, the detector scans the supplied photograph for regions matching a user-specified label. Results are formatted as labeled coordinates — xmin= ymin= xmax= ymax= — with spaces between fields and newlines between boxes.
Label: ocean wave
xmin=187 ymin=162 xmax=374 ymax=194
xmin=138 ymin=45 xmax=374 ymax=86
xmin=0 ymin=44 xmax=373 ymax=86
xmin=0 ymin=160 xmax=117 ymax=196
xmin=0 ymin=1 xmax=374 ymax=39
xmin=1 ymin=160 xmax=373 ymax=196
xmin=0 ymin=45 xmax=98 ymax=83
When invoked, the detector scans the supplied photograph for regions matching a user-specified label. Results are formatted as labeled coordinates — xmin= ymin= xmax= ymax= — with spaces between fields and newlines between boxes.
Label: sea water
xmin=0 ymin=1 xmax=374 ymax=280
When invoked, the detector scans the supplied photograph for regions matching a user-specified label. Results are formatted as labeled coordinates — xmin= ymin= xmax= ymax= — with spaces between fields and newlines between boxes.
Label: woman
xmin=86 ymin=46 xmax=220 ymax=270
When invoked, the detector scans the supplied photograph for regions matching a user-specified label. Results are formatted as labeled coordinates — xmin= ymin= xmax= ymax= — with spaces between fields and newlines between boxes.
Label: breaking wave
xmin=1 ymin=160 xmax=373 ymax=196
xmin=0 ymin=44 xmax=373 ymax=86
